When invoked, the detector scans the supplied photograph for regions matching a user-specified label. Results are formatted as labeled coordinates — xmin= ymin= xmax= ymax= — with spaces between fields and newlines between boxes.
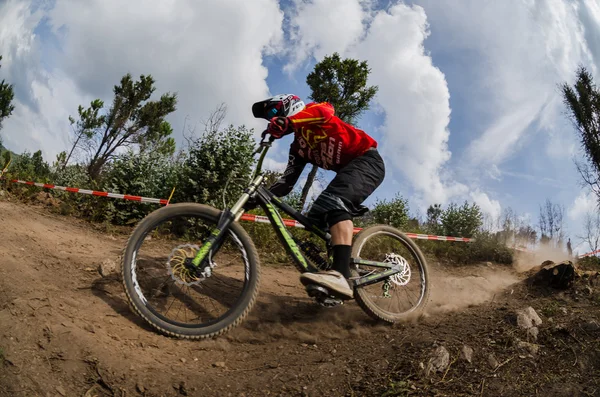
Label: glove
xmin=267 ymin=117 xmax=291 ymax=139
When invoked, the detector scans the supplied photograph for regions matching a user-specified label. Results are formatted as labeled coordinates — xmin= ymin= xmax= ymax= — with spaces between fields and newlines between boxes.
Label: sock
xmin=332 ymin=245 xmax=352 ymax=279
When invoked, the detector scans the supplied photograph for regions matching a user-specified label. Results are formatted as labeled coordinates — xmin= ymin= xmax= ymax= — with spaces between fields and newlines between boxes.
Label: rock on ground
xmin=426 ymin=346 xmax=450 ymax=375
xmin=461 ymin=345 xmax=474 ymax=363
xmin=98 ymin=258 xmax=119 ymax=277
xmin=517 ymin=306 xmax=542 ymax=329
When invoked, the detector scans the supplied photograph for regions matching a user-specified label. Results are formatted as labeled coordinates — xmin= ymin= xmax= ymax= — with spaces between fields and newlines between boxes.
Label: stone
xmin=516 ymin=307 xmax=542 ymax=329
xmin=98 ymin=259 xmax=117 ymax=277
xmin=517 ymin=341 xmax=540 ymax=356
xmin=213 ymin=361 xmax=226 ymax=368
xmin=527 ymin=326 xmax=539 ymax=341
xmin=426 ymin=346 xmax=450 ymax=375
xmin=581 ymin=321 xmax=600 ymax=332
xmin=461 ymin=345 xmax=474 ymax=363
xmin=56 ymin=386 xmax=67 ymax=396
xmin=487 ymin=354 xmax=499 ymax=369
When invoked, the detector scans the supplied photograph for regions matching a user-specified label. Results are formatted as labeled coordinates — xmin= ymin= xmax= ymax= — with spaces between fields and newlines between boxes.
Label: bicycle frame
xmin=190 ymin=133 xmax=402 ymax=288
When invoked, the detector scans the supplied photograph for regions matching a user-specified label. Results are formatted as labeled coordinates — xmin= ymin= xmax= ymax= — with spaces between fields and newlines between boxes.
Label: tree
xmin=538 ymin=198 xmax=564 ymax=246
xmin=561 ymin=66 xmax=600 ymax=202
xmin=0 ymin=55 xmax=15 ymax=131
xmin=579 ymin=210 xmax=600 ymax=254
xmin=62 ymin=99 xmax=105 ymax=170
xmin=69 ymin=73 xmax=177 ymax=180
xmin=516 ymin=225 xmax=537 ymax=247
xmin=183 ymin=102 xmax=227 ymax=148
xmin=300 ymin=52 xmax=378 ymax=209
xmin=441 ymin=201 xmax=483 ymax=238
xmin=426 ymin=203 xmax=443 ymax=233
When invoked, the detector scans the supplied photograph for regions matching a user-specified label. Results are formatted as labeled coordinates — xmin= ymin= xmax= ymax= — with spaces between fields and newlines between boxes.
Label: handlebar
xmin=251 ymin=129 xmax=275 ymax=180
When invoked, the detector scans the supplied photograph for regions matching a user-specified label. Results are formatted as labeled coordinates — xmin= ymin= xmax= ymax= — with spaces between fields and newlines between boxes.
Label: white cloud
xmin=262 ymin=157 xmax=288 ymax=172
xmin=285 ymin=0 xmax=369 ymax=73
xmin=415 ymin=0 xmax=595 ymax=166
xmin=578 ymin=0 xmax=600 ymax=70
xmin=289 ymin=1 xmax=466 ymax=204
xmin=568 ymin=189 xmax=597 ymax=221
xmin=470 ymin=189 xmax=501 ymax=221
xmin=0 ymin=0 xmax=284 ymax=160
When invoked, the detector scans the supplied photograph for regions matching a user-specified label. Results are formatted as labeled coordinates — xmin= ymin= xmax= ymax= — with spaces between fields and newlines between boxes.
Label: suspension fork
xmin=190 ymin=175 xmax=264 ymax=269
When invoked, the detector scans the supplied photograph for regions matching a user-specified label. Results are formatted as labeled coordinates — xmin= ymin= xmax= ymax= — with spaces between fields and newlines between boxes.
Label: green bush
xmin=467 ymin=231 xmax=514 ymax=264
xmin=3 ymin=150 xmax=52 ymax=200
xmin=418 ymin=231 xmax=513 ymax=265
xmin=371 ymin=193 xmax=409 ymax=229
xmin=577 ymin=256 xmax=600 ymax=270
xmin=441 ymin=201 xmax=482 ymax=238
xmin=176 ymin=125 xmax=255 ymax=207
xmin=101 ymin=150 xmax=180 ymax=225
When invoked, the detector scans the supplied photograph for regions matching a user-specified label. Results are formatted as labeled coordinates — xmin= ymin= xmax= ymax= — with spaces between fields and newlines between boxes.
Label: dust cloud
xmin=427 ymin=265 xmax=520 ymax=314
xmin=512 ymin=246 xmax=572 ymax=273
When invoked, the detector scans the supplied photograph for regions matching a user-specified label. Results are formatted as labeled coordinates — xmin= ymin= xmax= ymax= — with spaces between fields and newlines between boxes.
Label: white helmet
xmin=252 ymin=94 xmax=305 ymax=120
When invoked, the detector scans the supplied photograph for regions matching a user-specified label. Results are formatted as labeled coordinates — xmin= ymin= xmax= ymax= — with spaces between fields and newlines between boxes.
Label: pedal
xmin=306 ymin=284 xmax=329 ymax=298
xmin=305 ymin=284 xmax=343 ymax=307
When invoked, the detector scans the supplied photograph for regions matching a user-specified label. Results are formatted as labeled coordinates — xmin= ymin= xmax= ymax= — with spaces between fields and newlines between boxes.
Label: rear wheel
xmin=122 ymin=203 xmax=260 ymax=339
xmin=352 ymin=225 xmax=429 ymax=323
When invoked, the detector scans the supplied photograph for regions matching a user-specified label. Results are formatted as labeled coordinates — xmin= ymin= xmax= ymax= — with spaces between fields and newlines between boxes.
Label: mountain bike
xmin=121 ymin=133 xmax=430 ymax=339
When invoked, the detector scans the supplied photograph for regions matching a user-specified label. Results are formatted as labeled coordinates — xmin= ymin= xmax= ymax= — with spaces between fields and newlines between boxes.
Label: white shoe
xmin=300 ymin=270 xmax=354 ymax=299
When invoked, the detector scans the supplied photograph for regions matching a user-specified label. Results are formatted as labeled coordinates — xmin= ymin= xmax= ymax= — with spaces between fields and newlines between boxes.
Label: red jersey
xmin=287 ymin=102 xmax=377 ymax=172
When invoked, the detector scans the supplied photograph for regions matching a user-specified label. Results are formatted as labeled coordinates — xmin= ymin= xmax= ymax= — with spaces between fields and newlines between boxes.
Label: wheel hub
xmin=384 ymin=253 xmax=411 ymax=286
xmin=167 ymin=244 xmax=215 ymax=286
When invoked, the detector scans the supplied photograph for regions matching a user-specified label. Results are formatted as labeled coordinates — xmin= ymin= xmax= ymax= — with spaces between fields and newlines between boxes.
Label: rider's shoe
xmin=300 ymin=270 xmax=354 ymax=299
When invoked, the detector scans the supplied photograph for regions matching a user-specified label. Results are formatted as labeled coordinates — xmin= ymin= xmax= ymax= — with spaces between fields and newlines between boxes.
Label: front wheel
xmin=122 ymin=203 xmax=260 ymax=339
xmin=352 ymin=225 xmax=430 ymax=323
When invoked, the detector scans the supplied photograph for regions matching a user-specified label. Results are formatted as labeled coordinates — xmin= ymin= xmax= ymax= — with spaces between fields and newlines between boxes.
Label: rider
xmin=252 ymin=94 xmax=385 ymax=299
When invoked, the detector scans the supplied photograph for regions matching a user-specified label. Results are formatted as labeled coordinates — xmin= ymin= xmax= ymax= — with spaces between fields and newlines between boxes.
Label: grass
xmin=540 ymin=300 xmax=560 ymax=317
xmin=381 ymin=382 xmax=412 ymax=397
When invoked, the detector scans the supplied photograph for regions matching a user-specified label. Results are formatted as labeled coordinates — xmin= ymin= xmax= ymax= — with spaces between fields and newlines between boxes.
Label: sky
xmin=1 ymin=0 xmax=600 ymax=253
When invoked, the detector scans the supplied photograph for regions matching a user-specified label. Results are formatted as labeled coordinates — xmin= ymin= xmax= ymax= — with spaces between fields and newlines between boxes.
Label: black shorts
xmin=307 ymin=148 xmax=385 ymax=228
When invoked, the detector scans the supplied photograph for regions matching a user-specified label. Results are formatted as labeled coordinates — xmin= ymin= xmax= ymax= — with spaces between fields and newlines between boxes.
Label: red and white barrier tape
xmin=579 ymin=249 xmax=600 ymax=258
xmin=7 ymin=179 xmax=168 ymax=205
xmin=4 ymin=177 xmax=474 ymax=242
xmin=403 ymin=232 xmax=473 ymax=242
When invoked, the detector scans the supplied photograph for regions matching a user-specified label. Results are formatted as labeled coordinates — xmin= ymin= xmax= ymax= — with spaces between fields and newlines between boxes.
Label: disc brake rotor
xmin=167 ymin=244 xmax=215 ymax=286
xmin=384 ymin=253 xmax=411 ymax=286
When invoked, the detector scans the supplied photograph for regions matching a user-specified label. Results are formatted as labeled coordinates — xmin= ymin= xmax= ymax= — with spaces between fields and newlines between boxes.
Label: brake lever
xmin=252 ymin=130 xmax=275 ymax=155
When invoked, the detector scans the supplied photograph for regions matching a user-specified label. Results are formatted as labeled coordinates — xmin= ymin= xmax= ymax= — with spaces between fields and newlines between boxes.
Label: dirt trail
xmin=1 ymin=199 xmax=597 ymax=397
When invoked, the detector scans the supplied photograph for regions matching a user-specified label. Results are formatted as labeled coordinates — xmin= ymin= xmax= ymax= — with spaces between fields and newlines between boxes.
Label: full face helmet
xmin=252 ymin=94 xmax=305 ymax=120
